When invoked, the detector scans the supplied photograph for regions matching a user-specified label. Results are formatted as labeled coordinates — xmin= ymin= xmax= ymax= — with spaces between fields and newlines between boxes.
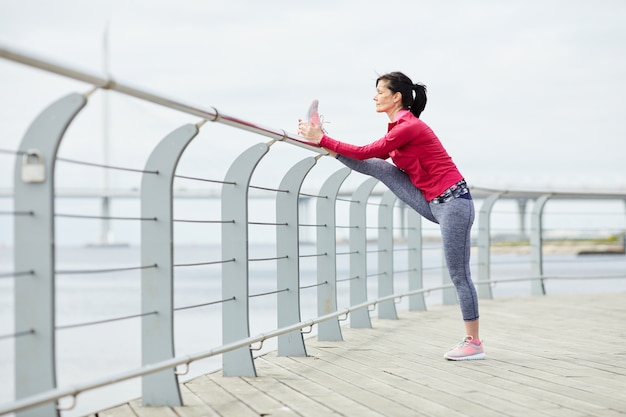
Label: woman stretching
xmin=297 ymin=71 xmax=484 ymax=361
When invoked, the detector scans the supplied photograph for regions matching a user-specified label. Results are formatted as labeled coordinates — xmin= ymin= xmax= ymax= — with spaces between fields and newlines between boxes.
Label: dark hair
xmin=376 ymin=71 xmax=427 ymax=118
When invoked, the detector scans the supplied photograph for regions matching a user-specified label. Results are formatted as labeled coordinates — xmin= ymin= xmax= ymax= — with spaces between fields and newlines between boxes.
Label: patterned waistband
xmin=430 ymin=179 xmax=470 ymax=204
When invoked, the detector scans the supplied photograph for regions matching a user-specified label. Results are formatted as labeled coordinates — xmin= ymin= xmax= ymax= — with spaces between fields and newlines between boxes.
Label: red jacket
xmin=319 ymin=110 xmax=464 ymax=202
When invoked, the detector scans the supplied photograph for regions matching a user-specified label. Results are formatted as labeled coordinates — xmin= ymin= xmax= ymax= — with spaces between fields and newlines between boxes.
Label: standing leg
xmin=336 ymin=155 xmax=438 ymax=224
xmin=430 ymin=198 xmax=479 ymax=326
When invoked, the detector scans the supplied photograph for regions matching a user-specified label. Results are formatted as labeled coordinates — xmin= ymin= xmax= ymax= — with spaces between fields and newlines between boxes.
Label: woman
xmin=297 ymin=71 xmax=484 ymax=361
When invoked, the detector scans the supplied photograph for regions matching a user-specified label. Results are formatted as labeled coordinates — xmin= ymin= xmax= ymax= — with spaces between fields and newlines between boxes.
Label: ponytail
xmin=410 ymin=83 xmax=427 ymax=118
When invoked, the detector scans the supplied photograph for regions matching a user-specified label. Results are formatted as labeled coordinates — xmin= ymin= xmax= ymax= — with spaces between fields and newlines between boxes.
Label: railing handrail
xmin=471 ymin=186 xmax=626 ymax=200
xmin=0 ymin=44 xmax=325 ymax=155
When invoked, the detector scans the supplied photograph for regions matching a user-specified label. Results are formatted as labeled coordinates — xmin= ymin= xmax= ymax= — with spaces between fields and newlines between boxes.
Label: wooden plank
xmin=94 ymin=403 xmax=139 ymax=417
xmin=172 ymin=385 xmax=222 ymax=417
xmin=128 ymin=398 xmax=178 ymax=417
xmin=282 ymin=345 xmax=467 ymax=417
xmin=254 ymin=355 xmax=384 ymax=417
xmin=91 ymin=293 xmax=626 ymax=417
xmin=307 ymin=339 xmax=576 ymax=417
xmin=183 ymin=374 xmax=260 ymax=416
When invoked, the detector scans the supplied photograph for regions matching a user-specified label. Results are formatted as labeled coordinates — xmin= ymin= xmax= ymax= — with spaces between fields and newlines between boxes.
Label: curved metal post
xmin=407 ymin=208 xmax=426 ymax=311
xmin=531 ymin=195 xmax=551 ymax=295
xmin=140 ymin=124 xmax=199 ymax=405
xmin=222 ymin=143 xmax=269 ymax=376
xmin=276 ymin=157 xmax=317 ymax=356
xmin=378 ymin=189 xmax=398 ymax=319
xmin=316 ymin=167 xmax=350 ymax=341
xmin=477 ymin=193 xmax=502 ymax=299
xmin=349 ymin=177 xmax=379 ymax=328
xmin=14 ymin=93 xmax=87 ymax=417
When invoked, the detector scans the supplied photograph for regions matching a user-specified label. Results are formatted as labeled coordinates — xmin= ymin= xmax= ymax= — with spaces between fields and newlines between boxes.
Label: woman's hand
xmin=297 ymin=119 xmax=324 ymax=144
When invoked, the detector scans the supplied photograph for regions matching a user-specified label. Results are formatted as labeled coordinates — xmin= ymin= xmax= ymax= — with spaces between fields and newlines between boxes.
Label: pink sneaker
xmin=306 ymin=99 xmax=328 ymax=133
xmin=444 ymin=336 xmax=486 ymax=361
xmin=307 ymin=99 xmax=321 ymax=126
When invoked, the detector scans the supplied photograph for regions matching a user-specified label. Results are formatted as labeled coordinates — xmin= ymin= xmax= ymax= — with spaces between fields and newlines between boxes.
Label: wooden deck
xmin=94 ymin=292 xmax=626 ymax=417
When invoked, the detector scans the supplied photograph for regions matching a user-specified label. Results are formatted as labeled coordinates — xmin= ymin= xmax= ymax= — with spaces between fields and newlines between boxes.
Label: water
xmin=1 ymin=244 xmax=625 ymax=416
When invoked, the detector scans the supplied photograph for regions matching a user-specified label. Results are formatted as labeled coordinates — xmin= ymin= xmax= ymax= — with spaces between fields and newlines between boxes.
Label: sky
xmin=1 ymin=0 xmax=626 ymax=194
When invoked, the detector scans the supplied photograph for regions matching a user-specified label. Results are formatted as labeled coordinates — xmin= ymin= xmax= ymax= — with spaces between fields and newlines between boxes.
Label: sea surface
xmin=1 ymin=244 xmax=625 ymax=416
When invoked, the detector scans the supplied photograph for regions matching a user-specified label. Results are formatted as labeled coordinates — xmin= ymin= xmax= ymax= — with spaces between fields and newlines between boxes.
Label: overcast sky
xmin=1 ymin=0 xmax=625 ymax=192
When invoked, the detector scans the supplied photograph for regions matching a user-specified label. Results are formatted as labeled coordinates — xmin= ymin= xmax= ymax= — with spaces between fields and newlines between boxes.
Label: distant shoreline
xmin=489 ymin=240 xmax=625 ymax=255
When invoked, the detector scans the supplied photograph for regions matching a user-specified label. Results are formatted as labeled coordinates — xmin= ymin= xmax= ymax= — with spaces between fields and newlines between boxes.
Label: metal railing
xmin=1 ymin=45 xmax=625 ymax=416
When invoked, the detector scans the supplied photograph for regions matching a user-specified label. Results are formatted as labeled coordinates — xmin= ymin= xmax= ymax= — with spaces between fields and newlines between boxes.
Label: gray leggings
xmin=337 ymin=155 xmax=479 ymax=321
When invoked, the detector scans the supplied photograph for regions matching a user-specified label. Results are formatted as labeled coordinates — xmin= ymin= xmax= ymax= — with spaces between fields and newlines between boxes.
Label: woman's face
xmin=373 ymin=80 xmax=401 ymax=114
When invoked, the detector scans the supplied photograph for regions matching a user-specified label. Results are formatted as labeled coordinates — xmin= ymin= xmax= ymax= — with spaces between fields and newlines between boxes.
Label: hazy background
xmin=1 ymin=0 xmax=625 ymax=193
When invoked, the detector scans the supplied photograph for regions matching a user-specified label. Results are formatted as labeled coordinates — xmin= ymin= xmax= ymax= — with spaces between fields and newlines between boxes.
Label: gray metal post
xmin=530 ymin=195 xmax=550 ymax=295
xmin=349 ymin=177 xmax=378 ymax=328
xmin=276 ymin=157 xmax=317 ymax=356
xmin=517 ymin=198 xmax=529 ymax=238
xmin=14 ymin=93 xmax=87 ymax=417
xmin=140 ymin=124 xmax=200 ymax=405
xmin=222 ymin=143 xmax=269 ymax=376
xmin=377 ymin=189 xmax=398 ymax=319
xmin=316 ymin=167 xmax=350 ymax=341
xmin=407 ymin=208 xmax=426 ymax=311
xmin=477 ymin=193 xmax=502 ymax=299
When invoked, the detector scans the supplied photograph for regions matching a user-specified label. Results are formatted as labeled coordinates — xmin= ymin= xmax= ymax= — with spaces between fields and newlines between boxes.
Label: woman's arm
xmin=320 ymin=134 xmax=390 ymax=160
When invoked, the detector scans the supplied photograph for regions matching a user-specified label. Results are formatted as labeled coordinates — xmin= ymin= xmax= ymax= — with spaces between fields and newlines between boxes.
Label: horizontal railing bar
xmin=299 ymin=253 xmax=327 ymax=258
xmin=249 ymin=185 xmax=289 ymax=193
xmin=336 ymin=276 xmax=360 ymax=283
xmin=174 ymin=297 xmax=236 ymax=312
xmin=0 ymin=329 xmax=34 ymax=341
xmin=249 ymin=288 xmax=289 ymax=298
xmin=0 ymin=270 xmax=34 ymax=279
xmin=56 ymin=311 xmax=158 ymax=331
xmin=544 ymin=273 xmax=626 ymax=280
xmin=0 ymin=148 xmax=27 ymax=156
xmin=56 ymin=264 xmax=157 ymax=275
xmin=392 ymin=268 xmax=418 ymax=274
xmin=470 ymin=186 xmax=626 ymax=200
xmin=298 ymin=223 xmax=327 ymax=228
xmin=249 ymin=255 xmax=289 ymax=262
xmin=173 ymin=219 xmax=234 ymax=224
xmin=56 ymin=157 xmax=158 ymax=174
xmin=335 ymin=197 xmax=356 ymax=203
xmin=298 ymin=192 xmax=328 ymax=199
xmin=249 ymin=222 xmax=289 ymax=226
xmin=336 ymin=250 xmax=359 ymax=256
xmin=0 ymin=211 xmax=33 ymax=216
xmin=0 ymin=45 xmax=327 ymax=155
xmin=55 ymin=213 xmax=157 ymax=221
xmin=299 ymin=281 xmax=328 ymax=290
xmin=174 ymin=174 xmax=236 ymax=185
xmin=174 ymin=259 xmax=235 ymax=268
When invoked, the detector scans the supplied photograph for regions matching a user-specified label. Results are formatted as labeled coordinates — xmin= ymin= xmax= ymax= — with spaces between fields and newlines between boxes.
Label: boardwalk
xmin=94 ymin=292 xmax=626 ymax=417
